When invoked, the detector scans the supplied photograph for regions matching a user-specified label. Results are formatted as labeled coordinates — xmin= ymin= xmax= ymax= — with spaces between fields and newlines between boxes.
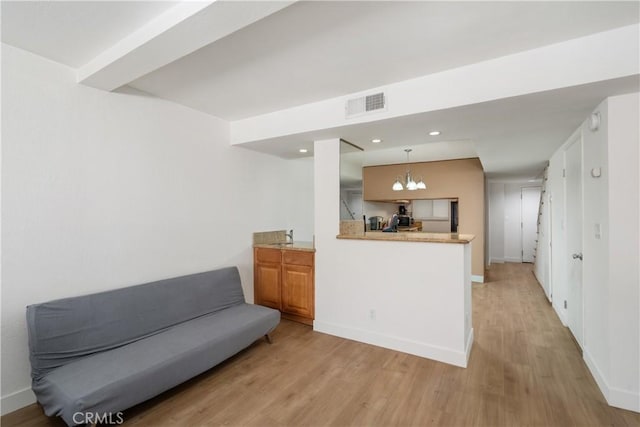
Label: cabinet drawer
xmin=282 ymin=250 xmax=314 ymax=266
xmin=255 ymin=248 xmax=282 ymax=263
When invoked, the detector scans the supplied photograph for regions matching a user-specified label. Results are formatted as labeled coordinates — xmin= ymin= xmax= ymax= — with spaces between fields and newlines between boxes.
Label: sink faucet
xmin=285 ymin=229 xmax=294 ymax=243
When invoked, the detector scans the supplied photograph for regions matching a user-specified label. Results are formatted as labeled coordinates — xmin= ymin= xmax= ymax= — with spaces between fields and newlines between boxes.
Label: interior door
xmin=565 ymin=135 xmax=583 ymax=348
xmin=521 ymin=187 xmax=541 ymax=263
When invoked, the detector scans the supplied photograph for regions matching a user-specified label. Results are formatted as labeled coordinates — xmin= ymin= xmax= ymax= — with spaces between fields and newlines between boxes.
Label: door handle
xmin=572 ymin=253 xmax=583 ymax=260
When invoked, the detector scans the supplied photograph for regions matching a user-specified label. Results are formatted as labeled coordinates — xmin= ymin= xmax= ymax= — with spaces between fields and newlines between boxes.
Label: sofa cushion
xmin=33 ymin=303 xmax=280 ymax=426
xmin=27 ymin=267 xmax=245 ymax=380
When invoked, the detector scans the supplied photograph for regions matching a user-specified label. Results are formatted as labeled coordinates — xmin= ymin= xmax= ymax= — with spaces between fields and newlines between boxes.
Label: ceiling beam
xmin=77 ymin=0 xmax=296 ymax=91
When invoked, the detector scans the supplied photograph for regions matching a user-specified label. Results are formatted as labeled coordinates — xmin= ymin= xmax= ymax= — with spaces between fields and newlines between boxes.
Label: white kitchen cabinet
xmin=412 ymin=200 xmax=432 ymax=218
xmin=412 ymin=199 xmax=450 ymax=220
xmin=433 ymin=200 xmax=450 ymax=219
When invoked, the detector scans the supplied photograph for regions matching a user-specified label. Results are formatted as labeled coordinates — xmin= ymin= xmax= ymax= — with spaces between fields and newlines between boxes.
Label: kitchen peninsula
xmin=337 ymin=231 xmax=474 ymax=244
xmin=362 ymin=157 xmax=484 ymax=282
xmin=317 ymin=220 xmax=474 ymax=368
xmin=315 ymin=139 xmax=476 ymax=369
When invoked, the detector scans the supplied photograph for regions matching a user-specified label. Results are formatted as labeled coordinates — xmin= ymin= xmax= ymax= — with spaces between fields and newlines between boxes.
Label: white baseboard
xmin=583 ymin=350 xmax=610 ymax=402
xmin=471 ymin=275 xmax=484 ymax=283
xmin=465 ymin=328 xmax=474 ymax=364
xmin=314 ymin=320 xmax=469 ymax=368
xmin=490 ymin=258 xmax=504 ymax=264
xmin=609 ymin=386 xmax=640 ymax=413
xmin=1 ymin=387 xmax=36 ymax=416
xmin=531 ymin=271 xmax=551 ymax=302
xmin=532 ymin=268 xmax=542 ymax=284
xmin=552 ymin=301 xmax=568 ymax=326
xmin=584 ymin=349 xmax=640 ymax=413
xmin=504 ymin=257 xmax=522 ymax=263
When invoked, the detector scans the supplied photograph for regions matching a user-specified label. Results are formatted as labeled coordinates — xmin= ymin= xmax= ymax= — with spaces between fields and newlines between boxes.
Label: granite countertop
xmin=336 ymin=232 xmax=475 ymax=244
xmin=253 ymin=241 xmax=316 ymax=252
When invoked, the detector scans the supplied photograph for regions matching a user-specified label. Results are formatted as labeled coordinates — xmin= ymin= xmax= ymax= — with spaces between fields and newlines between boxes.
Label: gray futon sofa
xmin=26 ymin=266 xmax=280 ymax=426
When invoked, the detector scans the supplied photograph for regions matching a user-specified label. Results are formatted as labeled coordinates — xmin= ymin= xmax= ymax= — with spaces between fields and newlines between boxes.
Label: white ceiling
xmin=1 ymin=1 xmax=178 ymax=68
xmin=129 ymin=1 xmax=639 ymax=120
xmin=1 ymin=1 xmax=639 ymax=180
xmin=239 ymin=75 xmax=640 ymax=179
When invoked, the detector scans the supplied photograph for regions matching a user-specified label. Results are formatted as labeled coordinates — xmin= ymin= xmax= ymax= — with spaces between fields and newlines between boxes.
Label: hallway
xmin=471 ymin=262 xmax=632 ymax=425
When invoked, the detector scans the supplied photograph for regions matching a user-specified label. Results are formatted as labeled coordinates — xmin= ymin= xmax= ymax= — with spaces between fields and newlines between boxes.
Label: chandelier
xmin=392 ymin=149 xmax=426 ymax=191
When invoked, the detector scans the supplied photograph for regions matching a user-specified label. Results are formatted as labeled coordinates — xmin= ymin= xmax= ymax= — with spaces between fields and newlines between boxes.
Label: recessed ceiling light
xmin=528 ymin=179 xmax=536 ymax=182
xmin=429 ymin=131 xmax=441 ymax=136
xmin=371 ymin=138 xmax=382 ymax=143
xmin=299 ymin=149 xmax=308 ymax=153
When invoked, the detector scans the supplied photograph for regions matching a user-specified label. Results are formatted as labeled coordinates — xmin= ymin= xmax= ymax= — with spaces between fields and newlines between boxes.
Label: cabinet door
xmin=281 ymin=264 xmax=314 ymax=319
xmin=412 ymin=200 xmax=433 ymax=218
xmin=432 ymin=200 xmax=450 ymax=218
xmin=255 ymin=262 xmax=282 ymax=310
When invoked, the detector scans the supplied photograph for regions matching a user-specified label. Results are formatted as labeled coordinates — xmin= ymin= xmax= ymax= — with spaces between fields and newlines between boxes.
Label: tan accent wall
xmin=363 ymin=158 xmax=485 ymax=278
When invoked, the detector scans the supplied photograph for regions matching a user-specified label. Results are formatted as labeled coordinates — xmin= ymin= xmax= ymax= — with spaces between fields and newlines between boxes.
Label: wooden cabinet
xmin=255 ymin=263 xmax=281 ymax=310
xmin=281 ymin=250 xmax=314 ymax=320
xmin=254 ymin=248 xmax=282 ymax=309
xmin=254 ymin=247 xmax=314 ymax=325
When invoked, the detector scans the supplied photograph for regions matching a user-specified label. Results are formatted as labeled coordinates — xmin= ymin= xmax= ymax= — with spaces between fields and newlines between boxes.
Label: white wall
xmin=0 ymin=45 xmax=314 ymax=413
xmin=533 ymin=170 xmax=551 ymax=300
xmin=606 ymin=93 xmax=639 ymax=409
xmin=284 ymin=156 xmax=314 ymax=242
xmin=540 ymin=93 xmax=639 ymax=412
xmin=487 ymin=181 xmax=541 ymax=264
xmin=581 ymin=100 xmax=610 ymax=397
xmin=488 ymin=182 xmax=505 ymax=263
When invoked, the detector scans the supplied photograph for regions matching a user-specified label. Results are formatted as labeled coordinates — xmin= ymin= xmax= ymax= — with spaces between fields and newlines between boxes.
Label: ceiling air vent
xmin=346 ymin=92 xmax=386 ymax=118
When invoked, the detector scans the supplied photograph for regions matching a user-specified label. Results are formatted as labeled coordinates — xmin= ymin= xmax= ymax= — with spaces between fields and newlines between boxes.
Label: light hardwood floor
xmin=3 ymin=263 xmax=639 ymax=426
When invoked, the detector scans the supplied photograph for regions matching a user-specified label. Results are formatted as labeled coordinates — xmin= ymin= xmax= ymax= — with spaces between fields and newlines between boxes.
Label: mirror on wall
xmin=340 ymin=140 xmax=364 ymax=221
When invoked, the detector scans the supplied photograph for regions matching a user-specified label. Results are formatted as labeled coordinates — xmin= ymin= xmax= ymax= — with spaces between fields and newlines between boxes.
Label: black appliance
xmin=398 ymin=215 xmax=411 ymax=227
xmin=450 ymin=201 xmax=459 ymax=233
xmin=369 ymin=216 xmax=383 ymax=230
xmin=398 ymin=205 xmax=407 ymax=215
